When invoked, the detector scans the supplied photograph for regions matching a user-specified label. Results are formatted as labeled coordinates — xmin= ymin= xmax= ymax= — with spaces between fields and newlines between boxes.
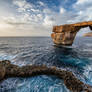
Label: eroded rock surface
xmin=51 ymin=21 xmax=92 ymax=46
xmin=0 ymin=60 xmax=92 ymax=92
xmin=0 ymin=64 xmax=5 ymax=80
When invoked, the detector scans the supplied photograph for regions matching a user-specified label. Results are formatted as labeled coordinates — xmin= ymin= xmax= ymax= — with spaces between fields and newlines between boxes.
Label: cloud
xmin=70 ymin=0 xmax=92 ymax=23
xmin=12 ymin=0 xmax=54 ymax=34
xmin=0 ymin=0 xmax=92 ymax=36
xmin=43 ymin=15 xmax=55 ymax=27
xmin=76 ymin=0 xmax=92 ymax=5
xmin=38 ymin=1 xmax=45 ymax=6
xmin=13 ymin=0 xmax=33 ymax=12
xmin=13 ymin=0 xmax=26 ymax=8
xmin=60 ymin=7 xmax=66 ymax=14
xmin=1 ymin=0 xmax=77 ymax=36
xmin=13 ymin=0 xmax=43 ymax=23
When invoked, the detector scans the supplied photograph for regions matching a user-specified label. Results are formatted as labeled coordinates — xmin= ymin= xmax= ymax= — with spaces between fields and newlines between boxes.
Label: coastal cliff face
xmin=51 ymin=21 xmax=92 ymax=46
xmin=0 ymin=60 xmax=92 ymax=92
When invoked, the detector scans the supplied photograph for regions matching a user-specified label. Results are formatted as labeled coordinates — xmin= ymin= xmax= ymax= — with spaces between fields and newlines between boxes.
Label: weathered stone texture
xmin=51 ymin=21 xmax=92 ymax=46
xmin=0 ymin=60 xmax=92 ymax=92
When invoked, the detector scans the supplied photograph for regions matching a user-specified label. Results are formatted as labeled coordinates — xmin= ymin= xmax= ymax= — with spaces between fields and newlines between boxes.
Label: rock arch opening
xmin=76 ymin=27 xmax=91 ymax=37
xmin=73 ymin=27 xmax=91 ymax=45
xmin=51 ymin=21 xmax=92 ymax=46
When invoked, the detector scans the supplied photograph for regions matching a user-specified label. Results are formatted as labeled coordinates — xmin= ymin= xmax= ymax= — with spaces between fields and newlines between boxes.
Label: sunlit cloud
xmin=0 ymin=0 xmax=92 ymax=36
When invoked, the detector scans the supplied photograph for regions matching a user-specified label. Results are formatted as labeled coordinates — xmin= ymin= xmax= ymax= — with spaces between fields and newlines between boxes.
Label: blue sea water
xmin=0 ymin=37 xmax=92 ymax=92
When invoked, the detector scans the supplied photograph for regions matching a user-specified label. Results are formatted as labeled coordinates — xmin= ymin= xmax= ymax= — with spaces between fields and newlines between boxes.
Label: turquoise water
xmin=0 ymin=37 xmax=92 ymax=92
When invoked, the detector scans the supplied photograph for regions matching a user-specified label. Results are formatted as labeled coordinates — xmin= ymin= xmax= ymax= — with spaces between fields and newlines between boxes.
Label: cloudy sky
xmin=0 ymin=0 xmax=92 ymax=36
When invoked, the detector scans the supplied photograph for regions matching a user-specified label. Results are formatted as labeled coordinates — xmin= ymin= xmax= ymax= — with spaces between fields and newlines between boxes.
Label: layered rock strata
xmin=0 ymin=60 xmax=92 ymax=92
xmin=51 ymin=21 xmax=92 ymax=46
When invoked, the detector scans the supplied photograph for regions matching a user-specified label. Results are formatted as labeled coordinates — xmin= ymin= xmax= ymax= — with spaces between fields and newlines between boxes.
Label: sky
xmin=0 ymin=0 xmax=92 ymax=36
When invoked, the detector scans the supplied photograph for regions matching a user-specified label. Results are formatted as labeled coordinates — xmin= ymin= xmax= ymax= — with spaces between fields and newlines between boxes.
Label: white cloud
xmin=0 ymin=0 xmax=92 ymax=36
xmin=60 ymin=7 xmax=66 ymax=14
xmin=5 ymin=0 xmax=77 ymax=36
xmin=0 ymin=23 xmax=13 ymax=30
xmin=13 ymin=0 xmax=26 ymax=8
xmin=0 ymin=0 xmax=52 ymax=36
xmin=43 ymin=15 xmax=55 ymax=26
xmin=74 ymin=0 xmax=92 ymax=10
xmin=67 ymin=0 xmax=92 ymax=23
xmin=13 ymin=0 xmax=54 ymax=30
xmin=76 ymin=0 xmax=91 ymax=5
xmin=31 ymin=9 xmax=39 ymax=12
xmin=13 ymin=0 xmax=33 ymax=13
xmin=38 ymin=1 xmax=45 ymax=6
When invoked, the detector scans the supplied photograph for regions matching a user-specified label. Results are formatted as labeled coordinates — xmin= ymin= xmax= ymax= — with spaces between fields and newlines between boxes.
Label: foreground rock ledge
xmin=0 ymin=60 xmax=92 ymax=92
xmin=51 ymin=21 xmax=92 ymax=46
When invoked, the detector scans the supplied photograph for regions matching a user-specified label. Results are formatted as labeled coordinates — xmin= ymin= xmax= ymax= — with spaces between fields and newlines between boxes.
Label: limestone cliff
xmin=51 ymin=21 xmax=92 ymax=46
xmin=0 ymin=60 xmax=92 ymax=92
xmin=83 ymin=32 xmax=92 ymax=37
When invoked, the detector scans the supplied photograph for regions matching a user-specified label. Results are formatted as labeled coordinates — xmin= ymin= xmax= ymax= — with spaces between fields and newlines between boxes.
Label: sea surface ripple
xmin=0 ymin=37 xmax=92 ymax=92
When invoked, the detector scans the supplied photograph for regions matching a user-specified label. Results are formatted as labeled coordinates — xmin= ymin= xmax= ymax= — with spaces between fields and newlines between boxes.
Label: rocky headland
xmin=0 ymin=60 xmax=92 ymax=92
xmin=51 ymin=21 xmax=92 ymax=46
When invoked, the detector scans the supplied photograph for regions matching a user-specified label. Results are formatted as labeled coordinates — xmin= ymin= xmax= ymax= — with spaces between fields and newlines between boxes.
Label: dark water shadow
xmin=50 ymin=45 xmax=91 ymax=75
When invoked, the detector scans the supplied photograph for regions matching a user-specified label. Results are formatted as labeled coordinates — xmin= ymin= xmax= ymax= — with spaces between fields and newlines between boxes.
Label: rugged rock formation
xmin=0 ymin=60 xmax=92 ymax=92
xmin=83 ymin=32 xmax=92 ymax=37
xmin=0 ymin=64 xmax=5 ymax=80
xmin=51 ymin=21 xmax=92 ymax=46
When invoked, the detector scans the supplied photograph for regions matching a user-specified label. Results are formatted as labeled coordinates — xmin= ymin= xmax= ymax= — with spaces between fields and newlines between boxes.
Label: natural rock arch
xmin=51 ymin=21 xmax=92 ymax=46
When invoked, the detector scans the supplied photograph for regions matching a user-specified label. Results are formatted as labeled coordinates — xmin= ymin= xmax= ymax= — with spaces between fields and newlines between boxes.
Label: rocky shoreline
xmin=0 ymin=60 xmax=92 ymax=92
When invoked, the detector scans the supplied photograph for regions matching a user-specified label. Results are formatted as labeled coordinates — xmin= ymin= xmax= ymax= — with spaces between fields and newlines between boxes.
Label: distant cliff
xmin=51 ymin=21 xmax=92 ymax=46
xmin=83 ymin=32 xmax=92 ymax=37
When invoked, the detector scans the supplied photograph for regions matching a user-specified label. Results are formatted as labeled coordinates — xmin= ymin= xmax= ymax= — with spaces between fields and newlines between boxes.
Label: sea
xmin=0 ymin=37 xmax=92 ymax=92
